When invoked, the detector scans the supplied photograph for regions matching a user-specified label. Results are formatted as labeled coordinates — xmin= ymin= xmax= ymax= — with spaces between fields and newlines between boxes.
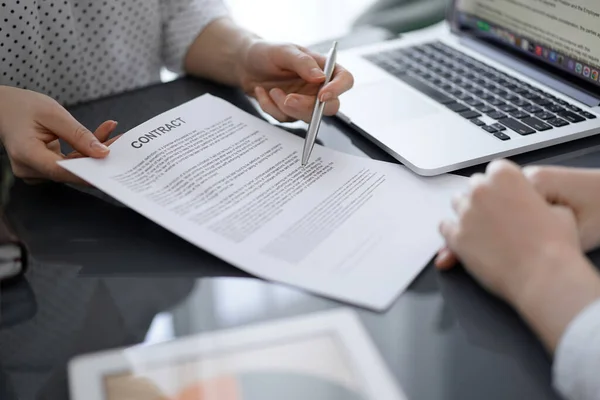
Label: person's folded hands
xmin=436 ymin=159 xmax=583 ymax=304
xmin=523 ymin=165 xmax=600 ymax=252
xmin=236 ymin=40 xmax=354 ymax=123
xmin=435 ymin=163 xmax=600 ymax=270
xmin=0 ymin=86 xmax=121 ymax=185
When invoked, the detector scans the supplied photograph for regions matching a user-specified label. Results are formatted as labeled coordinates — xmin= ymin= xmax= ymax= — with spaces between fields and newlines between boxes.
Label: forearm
xmin=183 ymin=17 xmax=258 ymax=87
xmin=512 ymin=249 xmax=600 ymax=353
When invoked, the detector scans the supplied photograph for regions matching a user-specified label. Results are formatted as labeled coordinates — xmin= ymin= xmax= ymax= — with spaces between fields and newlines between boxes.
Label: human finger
xmin=65 ymin=131 xmax=122 ymax=159
xmin=452 ymin=193 xmax=469 ymax=216
xmin=434 ymin=247 xmax=459 ymax=270
xmin=319 ymin=66 xmax=354 ymax=101
xmin=255 ymin=87 xmax=294 ymax=123
xmin=304 ymin=50 xmax=354 ymax=102
xmin=523 ymin=166 xmax=585 ymax=205
xmin=40 ymin=102 xmax=110 ymax=158
xmin=93 ymin=120 xmax=118 ymax=143
xmin=66 ymin=136 xmax=123 ymax=159
xmin=23 ymin=141 xmax=88 ymax=184
xmin=439 ymin=219 xmax=459 ymax=249
xmin=272 ymin=91 xmax=340 ymax=123
xmin=272 ymin=45 xmax=326 ymax=83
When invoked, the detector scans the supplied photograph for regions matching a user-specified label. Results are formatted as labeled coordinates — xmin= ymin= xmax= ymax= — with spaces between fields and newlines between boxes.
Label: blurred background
xmin=223 ymin=0 xmax=448 ymax=46
xmin=163 ymin=0 xmax=448 ymax=85
xmin=223 ymin=0 xmax=381 ymax=45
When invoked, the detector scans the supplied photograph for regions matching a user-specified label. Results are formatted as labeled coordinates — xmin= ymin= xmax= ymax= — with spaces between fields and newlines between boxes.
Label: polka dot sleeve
xmin=160 ymin=0 xmax=229 ymax=74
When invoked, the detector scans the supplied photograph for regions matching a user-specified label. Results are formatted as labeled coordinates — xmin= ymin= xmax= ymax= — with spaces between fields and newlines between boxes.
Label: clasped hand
xmin=436 ymin=160 xmax=600 ymax=306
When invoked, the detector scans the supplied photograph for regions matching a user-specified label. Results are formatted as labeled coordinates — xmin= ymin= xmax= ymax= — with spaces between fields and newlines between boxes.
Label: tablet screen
xmin=102 ymin=333 xmax=367 ymax=400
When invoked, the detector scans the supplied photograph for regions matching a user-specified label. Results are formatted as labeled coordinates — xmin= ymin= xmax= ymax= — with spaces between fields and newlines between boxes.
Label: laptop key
xmin=494 ymin=132 xmax=511 ymax=141
xmin=511 ymin=99 xmax=531 ymax=108
xmin=471 ymin=118 xmax=485 ymax=126
xmin=523 ymin=105 xmax=542 ymax=114
xmin=482 ymin=125 xmax=498 ymax=133
xmin=488 ymin=111 xmax=507 ymax=119
xmin=491 ymin=123 xmax=507 ymax=131
xmin=558 ymin=111 xmax=586 ymax=123
xmin=476 ymin=104 xmax=495 ymax=113
xmin=501 ymin=93 xmax=521 ymax=102
xmin=566 ymin=105 xmax=583 ymax=113
xmin=531 ymin=97 xmax=553 ymax=106
xmin=466 ymin=99 xmax=484 ymax=107
xmin=545 ymin=104 xmax=566 ymax=113
xmin=535 ymin=111 xmax=555 ymax=120
xmin=510 ymin=110 xmax=530 ymax=119
xmin=499 ymin=105 xmax=517 ymax=113
xmin=456 ymin=93 xmax=474 ymax=102
xmin=488 ymin=98 xmax=506 ymax=106
xmin=513 ymin=86 xmax=529 ymax=94
xmin=548 ymin=118 xmax=570 ymax=127
xmin=397 ymin=74 xmax=455 ymax=104
xmin=581 ymin=111 xmax=597 ymax=119
xmin=498 ymin=118 xmax=536 ymax=135
xmin=460 ymin=110 xmax=482 ymax=119
xmin=490 ymin=88 xmax=508 ymax=97
xmin=521 ymin=117 xmax=553 ymax=131
xmin=446 ymin=102 xmax=470 ymax=113
xmin=479 ymin=93 xmax=496 ymax=101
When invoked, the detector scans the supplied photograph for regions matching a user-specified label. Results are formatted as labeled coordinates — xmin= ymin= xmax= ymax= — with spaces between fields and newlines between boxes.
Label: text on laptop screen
xmin=456 ymin=0 xmax=600 ymax=88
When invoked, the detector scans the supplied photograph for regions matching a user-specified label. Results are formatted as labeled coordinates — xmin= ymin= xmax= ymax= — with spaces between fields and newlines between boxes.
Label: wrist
xmin=183 ymin=18 xmax=259 ymax=87
xmin=508 ymin=245 xmax=581 ymax=305
xmin=512 ymin=246 xmax=600 ymax=352
xmin=232 ymin=31 xmax=260 ymax=89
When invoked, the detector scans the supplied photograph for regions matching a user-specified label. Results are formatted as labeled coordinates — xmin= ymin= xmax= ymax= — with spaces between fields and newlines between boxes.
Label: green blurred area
xmin=353 ymin=0 xmax=450 ymax=34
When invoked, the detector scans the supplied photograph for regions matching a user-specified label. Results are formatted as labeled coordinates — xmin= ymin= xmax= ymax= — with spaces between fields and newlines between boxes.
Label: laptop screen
xmin=454 ymin=0 xmax=600 ymax=91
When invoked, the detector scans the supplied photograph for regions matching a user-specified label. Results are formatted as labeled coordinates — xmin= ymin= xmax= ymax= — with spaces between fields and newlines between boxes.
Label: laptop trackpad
xmin=342 ymin=81 xmax=443 ymax=128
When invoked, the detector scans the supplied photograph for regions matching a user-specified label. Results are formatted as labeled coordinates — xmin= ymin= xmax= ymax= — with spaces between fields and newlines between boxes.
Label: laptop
xmin=337 ymin=0 xmax=600 ymax=176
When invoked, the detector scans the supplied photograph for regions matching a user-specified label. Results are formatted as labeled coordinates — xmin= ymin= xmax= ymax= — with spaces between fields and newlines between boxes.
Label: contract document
xmin=59 ymin=94 xmax=467 ymax=310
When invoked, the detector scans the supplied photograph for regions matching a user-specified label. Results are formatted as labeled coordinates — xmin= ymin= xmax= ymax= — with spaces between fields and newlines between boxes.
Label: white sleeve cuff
xmin=553 ymin=298 xmax=600 ymax=400
xmin=161 ymin=0 xmax=230 ymax=74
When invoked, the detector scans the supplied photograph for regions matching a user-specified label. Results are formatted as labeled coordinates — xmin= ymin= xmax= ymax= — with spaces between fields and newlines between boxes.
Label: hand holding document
xmin=59 ymin=94 xmax=467 ymax=310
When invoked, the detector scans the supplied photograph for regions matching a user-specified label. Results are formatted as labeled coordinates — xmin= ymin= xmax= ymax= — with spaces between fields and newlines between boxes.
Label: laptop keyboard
xmin=364 ymin=42 xmax=596 ymax=141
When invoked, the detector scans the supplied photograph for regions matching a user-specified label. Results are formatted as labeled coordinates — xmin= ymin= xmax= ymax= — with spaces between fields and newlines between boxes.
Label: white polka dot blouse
xmin=0 ymin=0 xmax=229 ymax=105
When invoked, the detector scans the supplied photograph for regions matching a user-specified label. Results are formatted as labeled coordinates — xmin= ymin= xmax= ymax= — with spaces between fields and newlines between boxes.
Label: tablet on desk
xmin=68 ymin=309 xmax=407 ymax=400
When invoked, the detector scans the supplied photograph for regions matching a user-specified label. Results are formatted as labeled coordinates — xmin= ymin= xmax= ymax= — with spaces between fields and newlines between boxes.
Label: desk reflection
xmin=0 ymin=261 xmax=195 ymax=400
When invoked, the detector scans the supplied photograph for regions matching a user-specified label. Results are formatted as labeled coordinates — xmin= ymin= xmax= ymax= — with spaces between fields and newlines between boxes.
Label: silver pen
xmin=301 ymin=41 xmax=338 ymax=166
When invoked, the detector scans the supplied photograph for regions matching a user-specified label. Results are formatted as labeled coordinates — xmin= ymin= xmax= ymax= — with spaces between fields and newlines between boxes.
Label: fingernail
xmin=320 ymin=92 xmax=333 ymax=102
xmin=111 ymin=120 xmax=118 ymax=128
xmin=434 ymin=248 xmax=449 ymax=265
xmin=270 ymin=88 xmax=284 ymax=102
xmin=91 ymin=140 xmax=109 ymax=152
xmin=284 ymin=96 xmax=299 ymax=108
xmin=434 ymin=252 xmax=444 ymax=266
xmin=311 ymin=68 xmax=325 ymax=79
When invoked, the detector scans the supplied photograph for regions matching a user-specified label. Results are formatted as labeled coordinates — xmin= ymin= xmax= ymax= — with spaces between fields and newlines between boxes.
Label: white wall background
xmin=223 ymin=0 xmax=378 ymax=46
xmin=162 ymin=0 xmax=377 ymax=81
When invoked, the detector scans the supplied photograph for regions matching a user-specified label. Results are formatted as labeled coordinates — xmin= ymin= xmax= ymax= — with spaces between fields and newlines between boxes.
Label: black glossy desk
xmin=3 ymin=77 xmax=600 ymax=400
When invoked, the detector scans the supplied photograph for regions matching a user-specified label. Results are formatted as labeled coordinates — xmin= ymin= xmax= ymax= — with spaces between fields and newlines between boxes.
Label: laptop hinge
xmin=460 ymin=37 xmax=600 ymax=108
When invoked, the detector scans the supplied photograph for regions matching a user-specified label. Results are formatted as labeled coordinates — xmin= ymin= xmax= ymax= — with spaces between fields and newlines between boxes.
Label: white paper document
xmin=59 ymin=94 xmax=466 ymax=310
